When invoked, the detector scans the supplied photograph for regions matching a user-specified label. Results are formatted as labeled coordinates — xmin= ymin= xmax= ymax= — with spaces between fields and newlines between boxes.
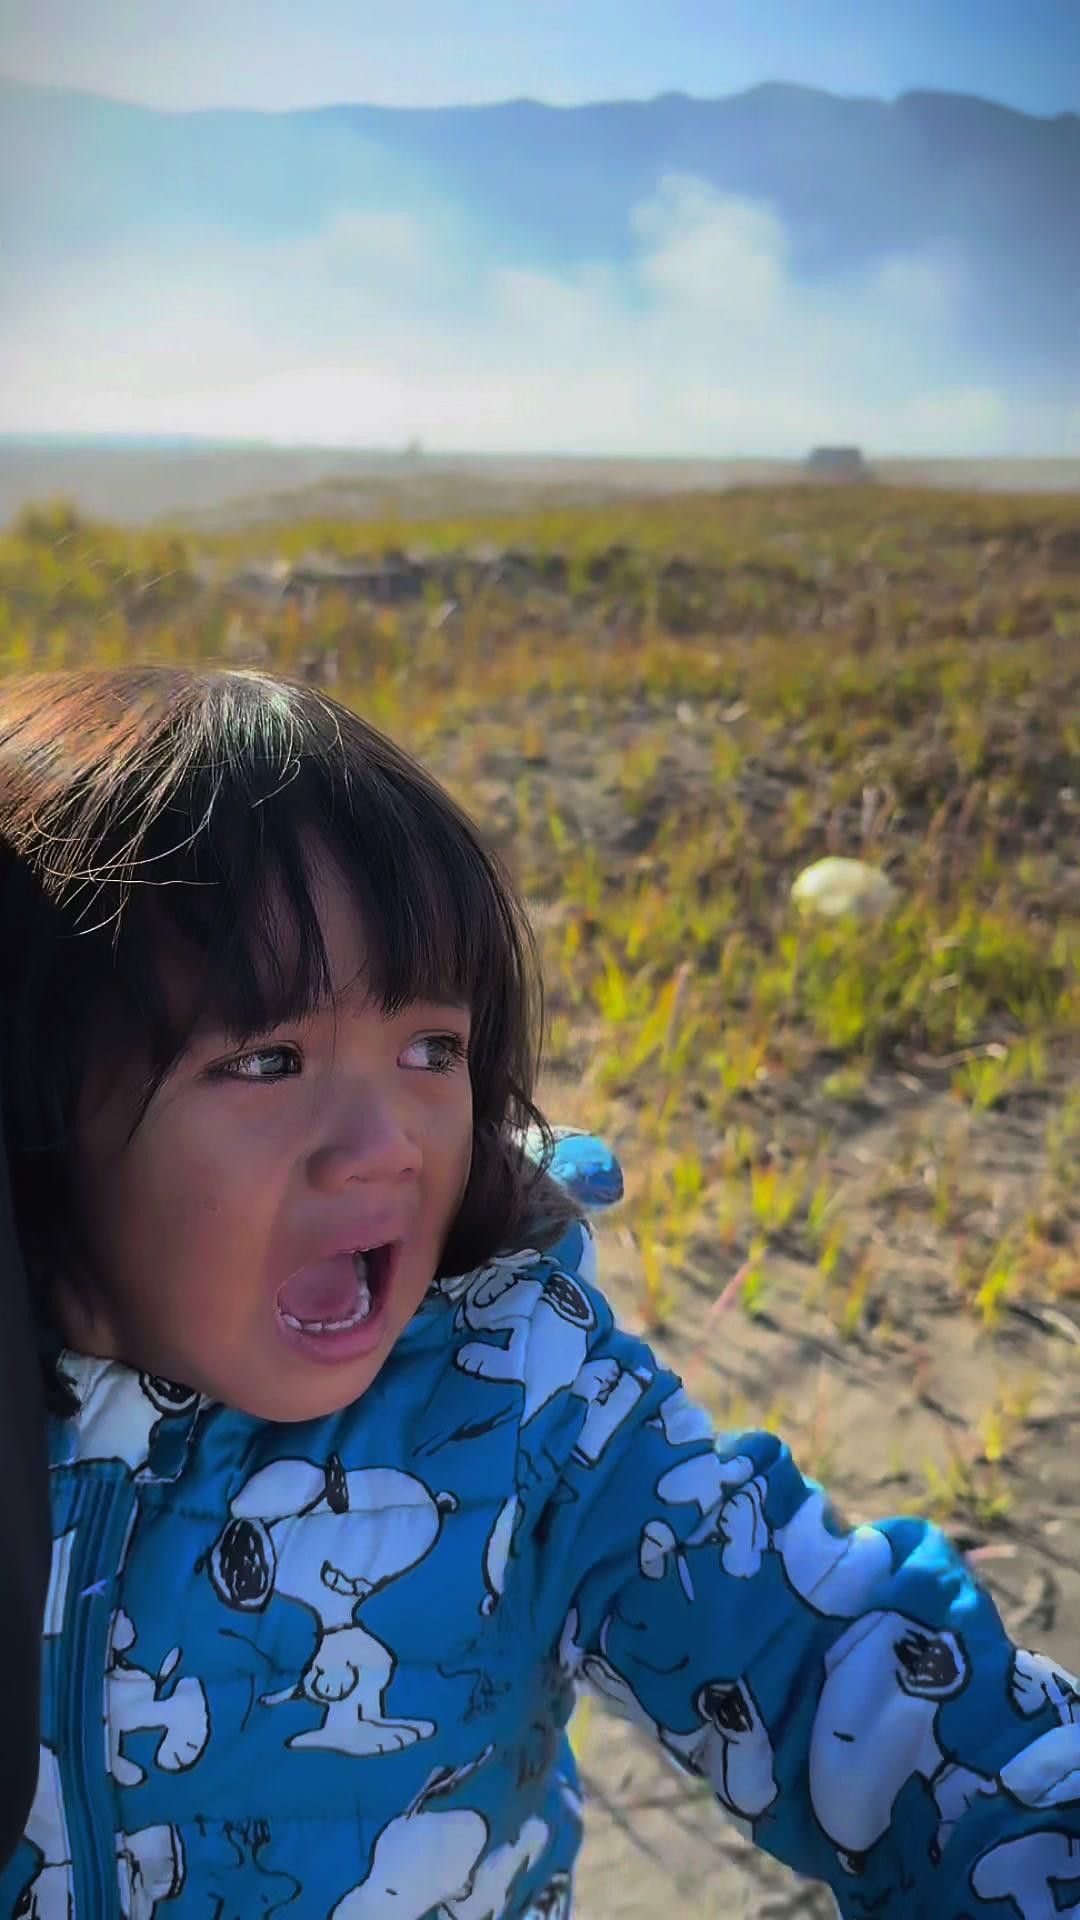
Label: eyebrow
xmin=329 ymin=980 xmax=471 ymax=1019
xmin=187 ymin=984 xmax=470 ymax=1049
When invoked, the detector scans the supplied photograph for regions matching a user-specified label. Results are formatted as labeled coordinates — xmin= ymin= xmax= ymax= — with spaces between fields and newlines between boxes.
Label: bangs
xmin=1 ymin=664 xmax=587 ymax=1370
xmin=69 ymin=674 xmax=530 ymax=1128
xmin=131 ymin=764 xmax=483 ymax=1047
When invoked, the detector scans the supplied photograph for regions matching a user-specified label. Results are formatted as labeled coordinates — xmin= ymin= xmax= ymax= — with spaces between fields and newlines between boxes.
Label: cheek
xmin=445 ymin=1106 xmax=474 ymax=1199
xmin=85 ymin=1107 xmax=260 ymax=1256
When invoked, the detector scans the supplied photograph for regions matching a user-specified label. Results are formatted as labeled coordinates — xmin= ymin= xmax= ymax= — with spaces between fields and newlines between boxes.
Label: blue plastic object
xmin=516 ymin=1124 xmax=625 ymax=1211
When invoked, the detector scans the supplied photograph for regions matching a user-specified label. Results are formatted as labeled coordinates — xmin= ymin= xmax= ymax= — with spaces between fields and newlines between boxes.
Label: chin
xmin=245 ymin=1356 xmax=392 ymax=1425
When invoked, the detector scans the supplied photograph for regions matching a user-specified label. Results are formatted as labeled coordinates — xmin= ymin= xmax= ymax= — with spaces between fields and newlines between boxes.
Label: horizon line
xmin=2 ymin=70 xmax=1076 ymax=126
xmin=1 ymin=434 xmax=1075 ymax=465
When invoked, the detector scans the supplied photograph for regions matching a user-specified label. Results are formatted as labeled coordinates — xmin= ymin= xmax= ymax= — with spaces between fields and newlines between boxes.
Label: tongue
xmin=277 ymin=1254 xmax=363 ymax=1323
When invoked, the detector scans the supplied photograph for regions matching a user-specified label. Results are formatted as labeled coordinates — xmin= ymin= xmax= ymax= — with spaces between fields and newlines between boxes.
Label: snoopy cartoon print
xmin=644 ymin=1454 xmax=894 ymax=1619
xmin=449 ymin=1245 xmax=599 ymax=1427
xmin=107 ymin=1608 xmax=210 ymax=1787
xmin=808 ymin=1608 xmax=979 ymax=1875
xmin=557 ymin=1609 xmax=777 ymax=1836
xmin=518 ymin=1876 xmax=573 ymax=1920
xmin=478 ymin=1494 xmax=522 ymax=1616
xmin=971 ymin=1830 xmax=1080 ymax=1919
xmin=16 ymin=1745 xmax=76 ymax=1920
xmin=183 ymin=1820 xmax=300 ymax=1920
xmin=14 ymin=1745 xmax=183 ymax=1920
xmin=477 ymin=1360 xmax=653 ymax=1618
xmin=1010 ymin=1647 xmax=1080 ymax=1732
xmin=330 ymin=1747 xmax=549 ymax=1920
xmin=58 ymin=1363 xmax=200 ymax=1478
xmin=994 ymin=1647 xmax=1080 ymax=1812
xmin=115 ymin=1824 xmax=186 ymax=1920
xmin=888 ymin=1644 xmax=1080 ymax=1886
xmin=570 ymin=1357 xmax=653 ymax=1469
xmin=208 ymin=1453 xmax=457 ymax=1756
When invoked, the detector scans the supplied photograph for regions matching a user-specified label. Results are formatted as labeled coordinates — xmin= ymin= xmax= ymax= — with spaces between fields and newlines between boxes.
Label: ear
xmin=230 ymin=1457 xmax=328 ymax=1519
xmin=207 ymin=1517 xmax=275 ymax=1612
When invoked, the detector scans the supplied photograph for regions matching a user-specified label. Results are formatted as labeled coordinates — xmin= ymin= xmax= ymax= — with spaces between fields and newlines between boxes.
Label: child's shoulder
xmin=432 ymin=1218 xmax=682 ymax=1467
xmin=438 ymin=1213 xmax=614 ymax=1333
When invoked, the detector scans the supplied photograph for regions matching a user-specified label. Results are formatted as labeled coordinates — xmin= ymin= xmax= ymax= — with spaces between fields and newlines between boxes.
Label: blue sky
xmin=3 ymin=1 xmax=1076 ymax=454
xmin=2 ymin=0 xmax=1078 ymax=116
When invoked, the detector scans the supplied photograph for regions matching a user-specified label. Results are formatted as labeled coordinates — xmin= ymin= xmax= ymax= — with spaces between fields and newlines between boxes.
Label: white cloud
xmin=0 ymin=175 xmax=1072 ymax=455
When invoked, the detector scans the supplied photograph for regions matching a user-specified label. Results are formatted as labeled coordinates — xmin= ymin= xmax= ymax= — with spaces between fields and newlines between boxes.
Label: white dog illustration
xmin=330 ymin=1748 xmax=548 ymax=1920
xmin=996 ymin=1724 xmax=1080 ymax=1809
xmin=107 ymin=1608 xmax=210 ymax=1786
xmin=479 ymin=1494 xmax=521 ymax=1616
xmin=116 ymin=1824 xmax=186 ymax=1920
xmin=17 ymin=1745 xmax=75 ymax=1920
xmin=809 ymin=1608 xmax=985 ymax=1873
xmin=442 ymin=1817 xmax=550 ymax=1920
xmin=519 ymin=1874 xmax=573 ymax=1920
xmin=15 ymin=1746 xmax=184 ymax=1920
xmin=1011 ymin=1649 xmax=1080 ymax=1728
xmin=648 ymin=1387 xmax=714 ymax=1449
xmin=558 ymin=1610 xmax=776 ymax=1835
xmin=570 ymin=1359 xmax=652 ymax=1468
xmin=971 ymin=1830 xmax=1080 ymax=1918
xmin=645 ymin=1451 xmax=770 ymax=1592
xmin=59 ymin=1363 xmax=199 ymax=1477
xmin=647 ymin=1459 xmax=894 ymax=1616
xmin=449 ymin=1249 xmax=599 ymax=1426
xmin=208 ymin=1455 xmax=456 ymax=1756
xmin=995 ymin=1650 xmax=1080 ymax=1813
xmin=475 ymin=1358 xmax=652 ymax=1614
xmin=928 ymin=1646 xmax=1080 ymax=1857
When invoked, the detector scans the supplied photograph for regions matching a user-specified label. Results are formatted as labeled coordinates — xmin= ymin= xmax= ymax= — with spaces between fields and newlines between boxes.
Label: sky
xmin=2 ymin=2 xmax=1076 ymax=456
xmin=2 ymin=0 xmax=1078 ymax=117
xmin=8 ymin=175 xmax=1075 ymax=459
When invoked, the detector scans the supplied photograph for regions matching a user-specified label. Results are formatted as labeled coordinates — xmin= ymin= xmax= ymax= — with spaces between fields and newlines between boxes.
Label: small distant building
xmin=281 ymin=553 xmax=428 ymax=606
xmin=805 ymin=446 xmax=874 ymax=482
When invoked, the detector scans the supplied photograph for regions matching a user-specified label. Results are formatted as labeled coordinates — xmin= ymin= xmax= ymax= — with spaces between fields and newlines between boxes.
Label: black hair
xmin=0 ymin=666 xmax=585 ymax=1414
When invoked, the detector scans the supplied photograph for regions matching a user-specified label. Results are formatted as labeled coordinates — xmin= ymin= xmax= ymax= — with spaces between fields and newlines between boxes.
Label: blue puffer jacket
xmin=4 ymin=1132 xmax=1079 ymax=1920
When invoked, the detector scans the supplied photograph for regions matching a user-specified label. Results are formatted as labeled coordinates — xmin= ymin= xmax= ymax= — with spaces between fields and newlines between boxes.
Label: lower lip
xmin=272 ymin=1243 xmax=401 ymax=1367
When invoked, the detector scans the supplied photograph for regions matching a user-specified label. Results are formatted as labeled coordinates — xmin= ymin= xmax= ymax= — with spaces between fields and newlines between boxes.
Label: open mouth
xmin=321 ymin=1560 xmax=372 ymax=1598
xmin=275 ymin=1242 xmax=401 ymax=1345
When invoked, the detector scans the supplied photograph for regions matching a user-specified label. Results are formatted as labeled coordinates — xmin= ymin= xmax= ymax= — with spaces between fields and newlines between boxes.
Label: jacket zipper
xmin=63 ymin=1467 xmax=137 ymax=1920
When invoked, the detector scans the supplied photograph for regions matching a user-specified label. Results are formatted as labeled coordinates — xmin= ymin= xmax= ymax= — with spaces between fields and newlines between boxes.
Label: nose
xmin=306 ymin=1088 xmax=423 ymax=1192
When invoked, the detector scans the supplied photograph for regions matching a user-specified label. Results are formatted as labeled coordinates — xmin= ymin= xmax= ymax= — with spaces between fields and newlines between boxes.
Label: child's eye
xmin=210 ymin=1034 xmax=468 ymax=1084
xmin=212 ymin=1045 xmax=302 ymax=1084
xmin=404 ymin=1033 xmax=470 ymax=1076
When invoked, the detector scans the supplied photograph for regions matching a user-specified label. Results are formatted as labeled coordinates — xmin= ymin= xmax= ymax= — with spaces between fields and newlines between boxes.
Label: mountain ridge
xmin=2 ymin=73 xmax=1076 ymax=124
xmin=2 ymin=74 xmax=1076 ymax=450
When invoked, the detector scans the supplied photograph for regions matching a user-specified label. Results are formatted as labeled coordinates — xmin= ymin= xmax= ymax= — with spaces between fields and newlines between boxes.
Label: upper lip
xmin=283 ymin=1226 xmax=410 ymax=1279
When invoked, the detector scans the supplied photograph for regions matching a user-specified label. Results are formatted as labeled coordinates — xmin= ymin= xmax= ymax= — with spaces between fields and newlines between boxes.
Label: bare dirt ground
xmin=538 ymin=1045 xmax=1080 ymax=1916
xmin=511 ymin=714 xmax=1080 ymax=1917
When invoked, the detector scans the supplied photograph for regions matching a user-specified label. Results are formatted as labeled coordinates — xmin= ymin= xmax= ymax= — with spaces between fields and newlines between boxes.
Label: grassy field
xmin=3 ymin=481 xmax=1079 ymax=1913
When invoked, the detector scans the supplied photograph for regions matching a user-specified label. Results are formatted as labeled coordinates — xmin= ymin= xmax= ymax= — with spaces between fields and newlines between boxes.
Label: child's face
xmin=61 ymin=857 xmax=475 ymax=1421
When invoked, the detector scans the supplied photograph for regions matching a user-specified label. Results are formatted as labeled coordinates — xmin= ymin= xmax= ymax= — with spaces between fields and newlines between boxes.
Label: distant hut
xmin=281 ymin=553 xmax=428 ymax=606
xmin=805 ymin=446 xmax=874 ymax=482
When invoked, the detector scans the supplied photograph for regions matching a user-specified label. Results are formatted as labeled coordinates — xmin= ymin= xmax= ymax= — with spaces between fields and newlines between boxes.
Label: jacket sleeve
xmin=0 ymin=1058 xmax=52 ymax=1871
xmin=533 ymin=1289 xmax=1080 ymax=1919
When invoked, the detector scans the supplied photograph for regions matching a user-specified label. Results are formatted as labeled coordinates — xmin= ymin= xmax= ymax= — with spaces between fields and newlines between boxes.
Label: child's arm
xmin=535 ymin=1286 xmax=1080 ymax=1918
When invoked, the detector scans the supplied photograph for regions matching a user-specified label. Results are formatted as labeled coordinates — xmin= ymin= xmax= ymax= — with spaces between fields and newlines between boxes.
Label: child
xmin=0 ymin=663 xmax=1076 ymax=1920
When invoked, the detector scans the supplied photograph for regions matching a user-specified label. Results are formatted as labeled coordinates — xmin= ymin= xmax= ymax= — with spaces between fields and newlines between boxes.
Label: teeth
xmin=281 ymin=1257 xmax=374 ymax=1336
